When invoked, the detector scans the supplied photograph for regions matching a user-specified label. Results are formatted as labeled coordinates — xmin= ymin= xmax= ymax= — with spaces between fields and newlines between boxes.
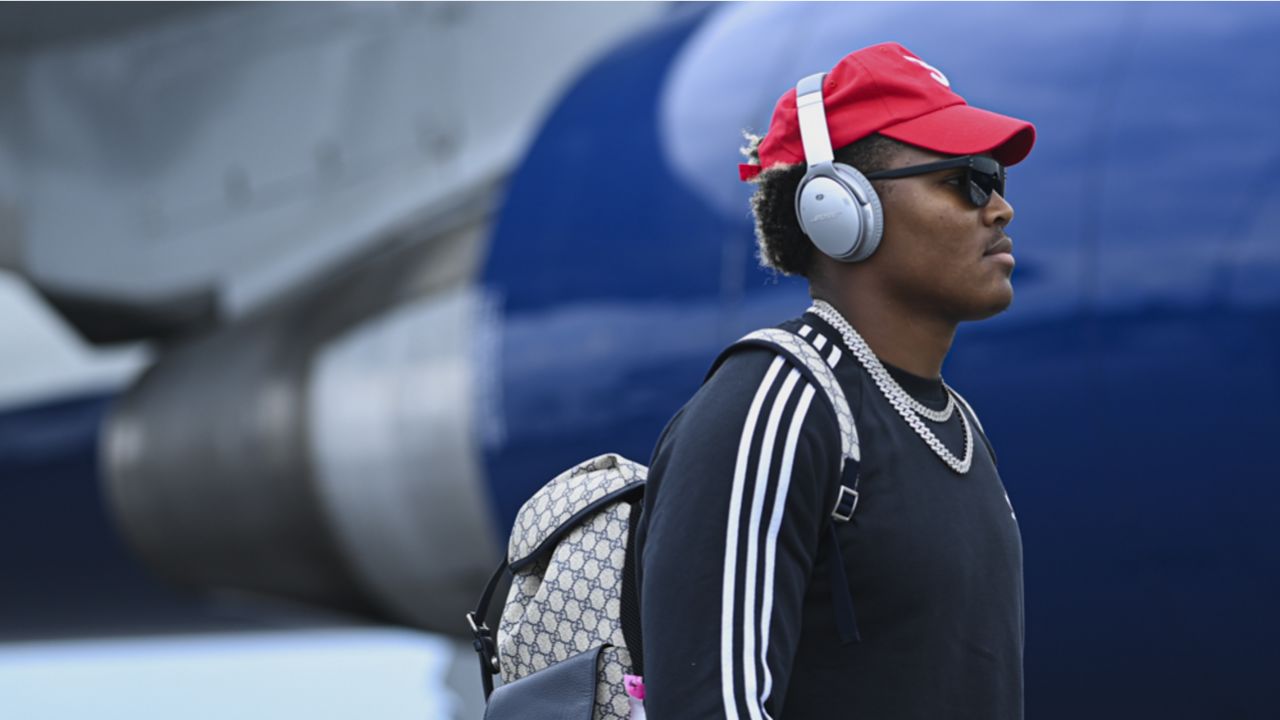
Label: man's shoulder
xmin=677 ymin=315 xmax=854 ymax=433
xmin=691 ymin=342 xmax=788 ymax=415
xmin=648 ymin=316 xmax=849 ymax=479
xmin=702 ymin=315 xmax=824 ymax=393
xmin=764 ymin=312 xmax=869 ymax=405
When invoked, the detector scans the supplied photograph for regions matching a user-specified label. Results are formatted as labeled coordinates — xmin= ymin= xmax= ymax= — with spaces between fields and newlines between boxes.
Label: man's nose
xmin=984 ymin=191 xmax=1014 ymax=227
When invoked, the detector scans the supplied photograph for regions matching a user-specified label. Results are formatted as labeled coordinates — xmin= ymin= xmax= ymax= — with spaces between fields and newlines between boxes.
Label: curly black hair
xmin=743 ymin=133 xmax=908 ymax=277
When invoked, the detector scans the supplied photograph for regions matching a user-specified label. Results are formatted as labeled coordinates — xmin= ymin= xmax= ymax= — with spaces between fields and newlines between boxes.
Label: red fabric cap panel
xmin=741 ymin=42 xmax=1035 ymax=180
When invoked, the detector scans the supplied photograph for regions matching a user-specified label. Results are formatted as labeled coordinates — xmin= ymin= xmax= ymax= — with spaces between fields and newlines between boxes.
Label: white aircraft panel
xmin=1 ymin=3 xmax=665 ymax=320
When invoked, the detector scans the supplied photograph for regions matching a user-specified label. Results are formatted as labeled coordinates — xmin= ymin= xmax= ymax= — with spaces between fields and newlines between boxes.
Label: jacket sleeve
xmin=639 ymin=348 xmax=843 ymax=719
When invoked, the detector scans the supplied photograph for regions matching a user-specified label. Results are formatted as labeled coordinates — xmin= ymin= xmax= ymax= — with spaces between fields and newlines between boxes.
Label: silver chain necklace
xmin=808 ymin=299 xmax=973 ymax=474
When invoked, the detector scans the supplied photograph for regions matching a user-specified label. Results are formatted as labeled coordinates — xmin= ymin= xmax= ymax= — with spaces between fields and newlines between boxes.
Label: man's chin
xmin=964 ymin=285 xmax=1014 ymax=322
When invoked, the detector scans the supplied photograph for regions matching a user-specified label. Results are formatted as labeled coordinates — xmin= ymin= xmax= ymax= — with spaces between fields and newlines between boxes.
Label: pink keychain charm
xmin=624 ymin=675 xmax=646 ymax=719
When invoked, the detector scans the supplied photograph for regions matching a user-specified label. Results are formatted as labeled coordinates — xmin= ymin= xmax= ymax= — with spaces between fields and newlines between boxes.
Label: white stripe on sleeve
xmin=741 ymin=368 xmax=802 ymax=720
xmin=721 ymin=356 xmax=786 ymax=720
xmin=759 ymin=383 xmax=817 ymax=705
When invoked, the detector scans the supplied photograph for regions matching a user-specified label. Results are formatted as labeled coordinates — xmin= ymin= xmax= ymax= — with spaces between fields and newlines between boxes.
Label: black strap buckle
xmin=467 ymin=612 xmax=501 ymax=674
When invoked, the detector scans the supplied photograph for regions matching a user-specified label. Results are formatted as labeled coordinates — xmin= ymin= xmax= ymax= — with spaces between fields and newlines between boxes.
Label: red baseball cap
xmin=739 ymin=42 xmax=1035 ymax=181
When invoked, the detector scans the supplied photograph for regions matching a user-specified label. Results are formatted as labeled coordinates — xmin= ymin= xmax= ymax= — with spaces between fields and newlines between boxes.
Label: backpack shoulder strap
xmin=708 ymin=327 xmax=860 ymax=467
xmin=709 ymin=325 xmax=866 ymax=646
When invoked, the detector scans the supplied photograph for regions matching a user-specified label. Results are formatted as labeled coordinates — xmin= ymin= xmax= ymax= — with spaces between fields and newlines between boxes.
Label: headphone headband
xmin=795 ymin=73 xmax=834 ymax=166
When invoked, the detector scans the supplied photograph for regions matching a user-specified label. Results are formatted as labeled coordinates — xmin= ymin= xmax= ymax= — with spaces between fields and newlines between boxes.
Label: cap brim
xmin=878 ymin=104 xmax=1035 ymax=166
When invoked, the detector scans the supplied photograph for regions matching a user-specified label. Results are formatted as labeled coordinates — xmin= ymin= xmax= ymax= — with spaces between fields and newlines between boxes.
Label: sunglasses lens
xmin=966 ymin=159 xmax=1005 ymax=207
xmin=968 ymin=174 xmax=992 ymax=207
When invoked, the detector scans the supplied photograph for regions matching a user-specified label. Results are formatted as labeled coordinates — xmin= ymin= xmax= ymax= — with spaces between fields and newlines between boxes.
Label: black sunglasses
xmin=865 ymin=155 xmax=1006 ymax=207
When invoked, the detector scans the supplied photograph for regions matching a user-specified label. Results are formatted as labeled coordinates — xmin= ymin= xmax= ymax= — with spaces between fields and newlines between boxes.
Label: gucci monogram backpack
xmin=467 ymin=328 xmax=862 ymax=720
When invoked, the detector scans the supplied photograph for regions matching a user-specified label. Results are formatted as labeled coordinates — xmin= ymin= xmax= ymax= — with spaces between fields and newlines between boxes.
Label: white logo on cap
xmin=902 ymin=55 xmax=950 ymax=87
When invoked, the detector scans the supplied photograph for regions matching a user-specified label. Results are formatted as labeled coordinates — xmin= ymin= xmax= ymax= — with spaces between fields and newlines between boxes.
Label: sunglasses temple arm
xmin=865 ymin=157 xmax=972 ymax=180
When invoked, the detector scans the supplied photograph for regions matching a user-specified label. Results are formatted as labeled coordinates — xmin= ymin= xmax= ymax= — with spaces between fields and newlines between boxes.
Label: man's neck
xmin=812 ymin=287 xmax=956 ymax=380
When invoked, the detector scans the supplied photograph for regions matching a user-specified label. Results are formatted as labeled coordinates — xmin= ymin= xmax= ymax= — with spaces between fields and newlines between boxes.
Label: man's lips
xmin=985 ymin=236 xmax=1014 ymax=256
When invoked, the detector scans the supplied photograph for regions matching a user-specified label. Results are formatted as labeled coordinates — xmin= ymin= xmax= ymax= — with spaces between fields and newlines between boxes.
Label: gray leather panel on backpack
xmin=484 ymin=645 xmax=604 ymax=720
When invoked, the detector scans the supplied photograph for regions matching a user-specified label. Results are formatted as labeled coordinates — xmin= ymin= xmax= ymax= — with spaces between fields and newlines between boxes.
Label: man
xmin=635 ymin=43 xmax=1035 ymax=719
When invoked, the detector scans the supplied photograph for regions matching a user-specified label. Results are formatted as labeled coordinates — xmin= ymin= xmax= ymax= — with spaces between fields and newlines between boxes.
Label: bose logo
xmin=902 ymin=55 xmax=950 ymax=87
xmin=813 ymin=210 xmax=842 ymax=223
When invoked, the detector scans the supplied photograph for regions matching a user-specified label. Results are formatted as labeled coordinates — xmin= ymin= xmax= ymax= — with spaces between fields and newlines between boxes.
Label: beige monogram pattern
xmin=740 ymin=329 xmax=860 ymax=464
xmin=595 ymin=647 xmax=632 ymax=719
xmin=499 ymin=453 xmax=646 ymax=720
xmin=508 ymin=453 xmax=645 ymax=564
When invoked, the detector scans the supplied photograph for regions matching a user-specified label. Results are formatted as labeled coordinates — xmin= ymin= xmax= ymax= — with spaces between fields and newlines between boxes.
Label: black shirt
xmin=636 ymin=312 xmax=1023 ymax=719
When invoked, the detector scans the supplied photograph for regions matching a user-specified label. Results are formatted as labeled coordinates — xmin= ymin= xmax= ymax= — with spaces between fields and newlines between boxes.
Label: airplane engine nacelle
xmin=104 ymin=216 xmax=501 ymax=634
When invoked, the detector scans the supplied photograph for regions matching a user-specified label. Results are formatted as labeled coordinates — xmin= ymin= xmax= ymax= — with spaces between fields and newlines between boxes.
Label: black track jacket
xmin=635 ymin=312 xmax=1024 ymax=719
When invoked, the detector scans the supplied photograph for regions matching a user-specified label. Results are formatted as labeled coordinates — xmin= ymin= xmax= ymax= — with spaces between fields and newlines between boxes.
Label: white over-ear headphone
xmin=794 ymin=73 xmax=883 ymax=262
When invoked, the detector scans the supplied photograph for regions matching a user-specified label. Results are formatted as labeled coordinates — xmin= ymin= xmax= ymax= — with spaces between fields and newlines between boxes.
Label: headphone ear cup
xmin=833 ymin=162 xmax=883 ymax=261
xmin=795 ymin=162 xmax=883 ymax=262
